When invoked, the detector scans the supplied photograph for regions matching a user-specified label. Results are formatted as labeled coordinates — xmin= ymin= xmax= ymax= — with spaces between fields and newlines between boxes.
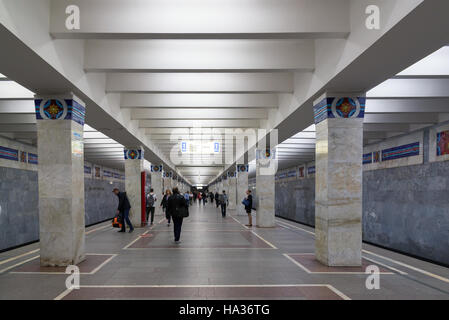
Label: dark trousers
xmin=120 ymin=208 xmax=133 ymax=231
xmin=221 ymin=203 xmax=227 ymax=217
xmin=146 ymin=207 xmax=155 ymax=224
xmin=216 ymin=199 xmax=219 ymax=208
xmin=172 ymin=216 xmax=184 ymax=241
xmin=164 ymin=207 xmax=171 ymax=223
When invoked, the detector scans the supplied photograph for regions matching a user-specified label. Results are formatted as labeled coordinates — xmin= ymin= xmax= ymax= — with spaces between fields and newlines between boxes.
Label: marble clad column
xmin=227 ymin=171 xmax=237 ymax=210
xmin=150 ymin=165 xmax=163 ymax=216
xmin=313 ymin=93 xmax=365 ymax=267
xmin=219 ymin=179 xmax=223 ymax=193
xmin=34 ymin=93 xmax=86 ymax=266
xmin=222 ymin=175 xmax=229 ymax=194
xmin=256 ymin=148 xmax=276 ymax=228
xmin=237 ymin=164 xmax=249 ymax=216
xmin=124 ymin=148 xmax=144 ymax=227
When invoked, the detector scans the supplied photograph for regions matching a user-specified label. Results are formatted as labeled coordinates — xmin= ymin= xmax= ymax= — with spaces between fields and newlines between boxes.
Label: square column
xmin=313 ymin=93 xmax=365 ymax=267
xmin=124 ymin=148 xmax=144 ymax=227
xmin=256 ymin=148 xmax=276 ymax=228
xmin=237 ymin=165 xmax=249 ymax=216
xmin=34 ymin=94 xmax=86 ymax=266
xmin=227 ymin=171 xmax=237 ymax=210
xmin=151 ymin=165 xmax=163 ymax=216
xmin=222 ymin=175 xmax=229 ymax=194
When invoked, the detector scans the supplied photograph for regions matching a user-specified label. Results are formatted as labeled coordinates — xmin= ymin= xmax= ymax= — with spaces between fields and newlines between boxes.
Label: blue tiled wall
xmin=0 ymin=167 xmax=124 ymax=251
xmin=275 ymin=161 xmax=449 ymax=266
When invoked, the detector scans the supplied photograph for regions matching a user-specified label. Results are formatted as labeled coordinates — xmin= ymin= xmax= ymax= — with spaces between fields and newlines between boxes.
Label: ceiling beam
xmin=121 ymin=93 xmax=278 ymax=108
xmin=366 ymin=98 xmax=449 ymax=113
xmin=139 ymin=119 xmax=261 ymax=128
xmin=50 ymin=0 xmax=349 ymax=39
xmin=367 ymin=78 xmax=449 ymax=98
xmin=131 ymin=108 xmax=269 ymax=120
xmin=85 ymin=39 xmax=314 ymax=73
xmin=106 ymin=73 xmax=293 ymax=93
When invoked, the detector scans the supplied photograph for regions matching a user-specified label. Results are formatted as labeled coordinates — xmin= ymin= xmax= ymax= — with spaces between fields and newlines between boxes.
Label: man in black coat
xmin=166 ymin=187 xmax=189 ymax=244
xmin=214 ymin=192 xmax=219 ymax=208
xmin=244 ymin=190 xmax=253 ymax=227
xmin=113 ymin=188 xmax=134 ymax=233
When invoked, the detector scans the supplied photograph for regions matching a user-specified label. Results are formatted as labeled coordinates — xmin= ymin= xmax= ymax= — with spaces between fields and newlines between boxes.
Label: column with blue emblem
xmin=313 ymin=93 xmax=365 ymax=267
xmin=34 ymin=93 xmax=86 ymax=266
xmin=124 ymin=147 xmax=144 ymax=227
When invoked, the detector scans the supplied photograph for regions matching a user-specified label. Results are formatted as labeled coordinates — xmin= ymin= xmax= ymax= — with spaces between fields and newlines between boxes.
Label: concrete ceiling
xmin=1 ymin=0 xmax=449 ymax=186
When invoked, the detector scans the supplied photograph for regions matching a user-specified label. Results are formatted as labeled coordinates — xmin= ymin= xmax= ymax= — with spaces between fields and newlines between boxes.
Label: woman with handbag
xmin=242 ymin=190 xmax=253 ymax=227
xmin=160 ymin=189 xmax=172 ymax=226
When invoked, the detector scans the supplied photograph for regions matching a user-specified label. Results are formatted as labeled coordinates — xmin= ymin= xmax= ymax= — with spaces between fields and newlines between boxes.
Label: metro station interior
xmin=0 ymin=0 xmax=448 ymax=302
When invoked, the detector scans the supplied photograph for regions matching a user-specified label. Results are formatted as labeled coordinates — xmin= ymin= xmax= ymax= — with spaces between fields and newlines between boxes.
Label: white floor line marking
xmin=54 ymin=283 xmax=351 ymax=300
xmin=326 ymin=285 xmax=351 ymax=300
xmin=10 ymin=254 xmax=118 ymax=275
xmin=73 ymin=284 xmax=338 ymax=288
xmin=86 ymin=224 xmax=111 ymax=235
xmin=283 ymin=254 xmax=312 ymax=273
xmin=250 ymin=231 xmax=278 ymax=249
xmin=275 ymin=220 xmax=315 ymax=235
xmin=276 ymin=219 xmax=449 ymax=282
xmin=0 ymin=249 xmax=40 ymax=265
xmin=124 ymin=247 xmax=276 ymax=251
xmin=89 ymin=254 xmax=118 ymax=275
xmin=0 ymin=255 xmax=40 ymax=274
xmin=282 ymin=254 xmax=395 ymax=275
xmin=122 ymin=230 xmax=151 ymax=250
xmin=54 ymin=288 xmax=73 ymax=300
xmin=363 ymin=249 xmax=449 ymax=284
xmin=362 ymin=256 xmax=407 ymax=275
xmin=229 ymin=215 xmax=249 ymax=230
xmin=229 ymin=215 xmax=277 ymax=249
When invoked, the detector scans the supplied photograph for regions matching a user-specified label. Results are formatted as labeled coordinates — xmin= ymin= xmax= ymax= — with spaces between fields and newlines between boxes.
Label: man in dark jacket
xmin=214 ymin=192 xmax=219 ymax=208
xmin=113 ymin=188 xmax=134 ymax=233
xmin=166 ymin=187 xmax=189 ymax=244
xmin=244 ymin=190 xmax=253 ymax=227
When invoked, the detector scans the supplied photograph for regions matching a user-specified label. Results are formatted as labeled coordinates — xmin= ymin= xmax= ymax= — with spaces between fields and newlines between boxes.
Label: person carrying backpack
xmin=218 ymin=190 xmax=228 ymax=218
xmin=146 ymin=188 xmax=157 ymax=226
xmin=167 ymin=187 xmax=189 ymax=244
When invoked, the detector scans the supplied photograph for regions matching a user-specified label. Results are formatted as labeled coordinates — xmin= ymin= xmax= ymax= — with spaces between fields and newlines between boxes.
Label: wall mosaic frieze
xmin=28 ymin=153 xmax=38 ymax=165
xmin=436 ymin=130 xmax=449 ymax=156
xmin=382 ymin=142 xmax=420 ymax=162
xmin=0 ymin=146 xmax=18 ymax=161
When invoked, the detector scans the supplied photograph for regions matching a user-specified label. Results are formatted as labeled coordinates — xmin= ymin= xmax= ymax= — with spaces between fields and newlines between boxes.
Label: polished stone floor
xmin=1 ymin=202 xmax=449 ymax=300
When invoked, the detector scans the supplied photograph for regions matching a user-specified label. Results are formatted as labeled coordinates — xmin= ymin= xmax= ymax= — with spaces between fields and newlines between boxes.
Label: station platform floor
xmin=1 ymin=203 xmax=448 ymax=300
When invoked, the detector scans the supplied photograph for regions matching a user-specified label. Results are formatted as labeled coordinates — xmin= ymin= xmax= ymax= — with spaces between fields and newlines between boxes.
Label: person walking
xmin=166 ymin=187 xmax=189 ymax=244
xmin=113 ymin=188 xmax=134 ymax=233
xmin=243 ymin=190 xmax=253 ymax=227
xmin=209 ymin=192 xmax=214 ymax=205
xmin=184 ymin=190 xmax=190 ymax=206
xmin=146 ymin=188 xmax=157 ymax=226
xmin=160 ymin=189 xmax=172 ymax=226
xmin=202 ymin=191 xmax=207 ymax=206
xmin=189 ymin=191 xmax=193 ymax=205
xmin=218 ymin=190 xmax=228 ymax=218
xmin=214 ymin=191 xmax=219 ymax=208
